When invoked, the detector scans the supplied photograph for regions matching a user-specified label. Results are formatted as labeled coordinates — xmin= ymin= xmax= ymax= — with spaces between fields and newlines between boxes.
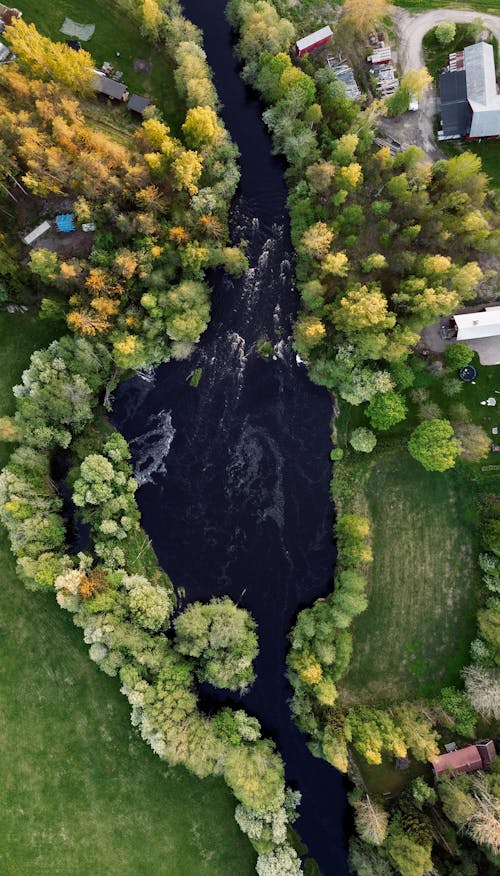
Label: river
xmin=111 ymin=2 xmax=350 ymax=872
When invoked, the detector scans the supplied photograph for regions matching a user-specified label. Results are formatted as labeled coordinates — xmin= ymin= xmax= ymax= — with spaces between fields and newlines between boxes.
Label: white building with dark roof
xmin=439 ymin=41 xmax=500 ymax=140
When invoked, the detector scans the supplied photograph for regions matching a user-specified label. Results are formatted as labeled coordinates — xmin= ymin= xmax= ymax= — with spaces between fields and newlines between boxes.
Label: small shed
xmin=128 ymin=94 xmax=153 ymax=116
xmin=92 ymin=70 xmax=129 ymax=102
xmin=22 ymin=220 xmax=51 ymax=246
xmin=296 ymin=26 xmax=333 ymax=57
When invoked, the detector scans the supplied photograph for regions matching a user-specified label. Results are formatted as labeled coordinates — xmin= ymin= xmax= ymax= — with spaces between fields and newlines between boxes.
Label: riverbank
xmin=0 ymin=313 xmax=255 ymax=875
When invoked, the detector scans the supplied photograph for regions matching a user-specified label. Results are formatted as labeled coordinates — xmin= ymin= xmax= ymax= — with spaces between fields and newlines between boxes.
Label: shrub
xmin=366 ymin=391 xmax=407 ymax=431
xmin=350 ymin=427 xmax=376 ymax=453
xmin=408 ymin=419 xmax=460 ymax=471
xmin=435 ymin=21 xmax=456 ymax=45
xmin=445 ymin=342 xmax=473 ymax=370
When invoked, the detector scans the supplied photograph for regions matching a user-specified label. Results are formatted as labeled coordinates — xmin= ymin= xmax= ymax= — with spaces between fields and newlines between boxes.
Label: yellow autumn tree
xmin=401 ymin=67 xmax=433 ymax=98
xmin=6 ymin=21 xmax=94 ymax=96
xmin=335 ymin=285 xmax=396 ymax=333
xmin=322 ymin=251 xmax=349 ymax=278
xmin=342 ymin=0 xmax=389 ymax=33
xmin=294 ymin=314 xmax=326 ymax=351
xmin=301 ymin=221 xmax=334 ymax=260
xmin=173 ymin=150 xmax=203 ymax=195
xmin=338 ymin=162 xmax=363 ymax=190
xmin=182 ymin=105 xmax=222 ymax=148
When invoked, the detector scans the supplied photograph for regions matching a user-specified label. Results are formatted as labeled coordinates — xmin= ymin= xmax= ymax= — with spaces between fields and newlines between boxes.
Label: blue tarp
xmin=56 ymin=214 xmax=75 ymax=232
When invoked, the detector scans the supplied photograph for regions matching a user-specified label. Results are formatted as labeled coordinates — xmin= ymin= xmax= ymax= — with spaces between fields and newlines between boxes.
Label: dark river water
xmin=112 ymin=2 xmax=350 ymax=872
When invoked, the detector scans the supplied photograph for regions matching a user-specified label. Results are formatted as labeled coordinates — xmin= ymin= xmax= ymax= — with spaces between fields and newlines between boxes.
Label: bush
xmin=386 ymin=86 xmax=411 ymax=117
xmin=350 ymin=428 xmax=377 ymax=453
xmin=366 ymin=391 xmax=407 ymax=431
xmin=445 ymin=342 xmax=473 ymax=370
xmin=408 ymin=419 xmax=460 ymax=472
xmin=435 ymin=21 xmax=456 ymax=45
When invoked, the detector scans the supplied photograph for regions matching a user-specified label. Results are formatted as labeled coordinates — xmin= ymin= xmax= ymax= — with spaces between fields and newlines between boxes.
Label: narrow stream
xmin=112 ymin=2 xmax=350 ymax=871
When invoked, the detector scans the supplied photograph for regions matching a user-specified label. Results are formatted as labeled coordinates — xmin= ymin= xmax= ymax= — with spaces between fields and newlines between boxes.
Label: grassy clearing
xmin=18 ymin=0 xmax=184 ymax=131
xmin=340 ymin=450 xmax=478 ymax=705
xmin=0 ymin=311 xmax=255 ymax=875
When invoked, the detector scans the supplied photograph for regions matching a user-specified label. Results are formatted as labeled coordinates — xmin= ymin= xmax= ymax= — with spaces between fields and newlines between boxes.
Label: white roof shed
xmin=454 ymin=307 xmax=500 ymax=341
xmin=22 ymin=220 xmax=51 ymax=246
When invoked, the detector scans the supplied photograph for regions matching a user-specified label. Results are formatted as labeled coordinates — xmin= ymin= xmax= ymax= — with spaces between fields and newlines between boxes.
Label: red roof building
xmin=432 ymin=739 xmax=496 ymax=777
xmin=295 ymin=26 xmax=333 ymax=57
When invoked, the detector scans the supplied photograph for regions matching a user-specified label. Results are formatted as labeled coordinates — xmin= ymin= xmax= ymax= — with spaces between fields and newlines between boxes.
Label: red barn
xmin=296 ymin=26 xmax=333 ymax=57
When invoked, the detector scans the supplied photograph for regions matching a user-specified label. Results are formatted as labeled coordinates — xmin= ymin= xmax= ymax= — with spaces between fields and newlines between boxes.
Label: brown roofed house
xmin=432 ymin=739 xmax=496 ymax=778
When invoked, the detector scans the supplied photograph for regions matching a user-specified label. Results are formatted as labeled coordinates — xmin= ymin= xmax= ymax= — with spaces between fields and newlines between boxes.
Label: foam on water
xmin=129 ymin=410 xmax=176 ymax=486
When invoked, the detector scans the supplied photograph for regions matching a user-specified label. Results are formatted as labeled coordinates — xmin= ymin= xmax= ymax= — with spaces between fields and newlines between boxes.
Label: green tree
xmin=29 ymin=249 xmax=59 ymax=283
xmin=224 ymin=738 xmax=285 ymax=814
xmin=408 ymin=419 xmax=460 ymax=472
xmin=441 ymin=687 xmax=478 ymax=737
xmin=412 ymin=777 xmax=437 ymax=810
xmin=435 ymin=22 xmax=456 ymax=45
xmin=385 ymin=827 xmax=433 ymax=876
xmin=174 ymin=596 xmax=258 ymax=691
xmin=366 ymin=391 xmax=407 ymax=431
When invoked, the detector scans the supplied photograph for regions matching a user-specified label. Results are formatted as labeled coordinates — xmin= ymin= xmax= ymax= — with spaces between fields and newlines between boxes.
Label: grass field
xmin=0 ymin=312 xmax=255 ymax=875
xmin=18 ymin=0 xmax=185 ymax=131
xmin=396 ymin=0 xmax=500 ymax=13
xmin=340 ymin=451 xmax=478 ymax=705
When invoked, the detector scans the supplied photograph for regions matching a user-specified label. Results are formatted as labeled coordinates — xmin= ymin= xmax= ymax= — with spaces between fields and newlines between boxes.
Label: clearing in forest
xmin=340 ymin=450 xmax=478 ymax=705
xmin=17 ymin=0 xmax=184 ymax=129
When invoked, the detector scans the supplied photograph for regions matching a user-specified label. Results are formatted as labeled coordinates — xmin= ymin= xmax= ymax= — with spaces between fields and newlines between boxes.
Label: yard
xmin=339 ymin=450 xmax=478 ymax=705
xmin=0 ymin=312 xmax=255 ymax=875
xmin=18 ymin=0 xmax=185 ymax=131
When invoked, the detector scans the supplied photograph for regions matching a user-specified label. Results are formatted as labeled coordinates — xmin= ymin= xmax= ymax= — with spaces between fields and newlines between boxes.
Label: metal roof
xmin=128 ymin=94 xmax=152 ymax=114
xmin=296 ymin=26 xmax=333 ymax=53
xmin=464 ymin=42 xmax=497 ymax=105
xmin=22 ymin=220 xmax=51 ymax=246
xmin=454 ymin=307 xmax=500 ymax=340
xmin=92 ymin=70 xmax=129 ymax=100
xmin=439 ymin=70 xmax=470 ymax=137
xmin=433 ymin=745 xmax=483 ymax=775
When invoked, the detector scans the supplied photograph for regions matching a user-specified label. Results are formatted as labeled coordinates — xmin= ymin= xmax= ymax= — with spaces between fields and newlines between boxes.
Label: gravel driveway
xmin=383 ymin=6 xmax=500 ymax=159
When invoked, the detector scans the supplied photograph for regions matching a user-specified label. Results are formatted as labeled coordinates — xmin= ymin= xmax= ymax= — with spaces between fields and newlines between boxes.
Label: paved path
xmin=389 ymin=6 xmax=500 ymax=159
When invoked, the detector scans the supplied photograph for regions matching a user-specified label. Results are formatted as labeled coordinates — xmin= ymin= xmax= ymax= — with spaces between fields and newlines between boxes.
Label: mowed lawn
xmin=18 ymin=0 xmax=185 ymax=131
xmin=340 ymin=450 xmax=478 ymax=705
xmin=0 ymin=313 xmax=255 ymax=875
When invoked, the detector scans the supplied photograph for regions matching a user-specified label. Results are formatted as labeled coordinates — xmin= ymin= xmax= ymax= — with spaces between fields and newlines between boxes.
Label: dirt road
xmin=393 ymin=6 xmax=500 ymax=71
xmin=389 ymin=6 xmax=500 ymax=159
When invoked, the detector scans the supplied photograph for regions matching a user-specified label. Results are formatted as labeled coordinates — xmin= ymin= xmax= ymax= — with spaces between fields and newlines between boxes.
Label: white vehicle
xmin=408 ymin=94 xmax=419 ymax=111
